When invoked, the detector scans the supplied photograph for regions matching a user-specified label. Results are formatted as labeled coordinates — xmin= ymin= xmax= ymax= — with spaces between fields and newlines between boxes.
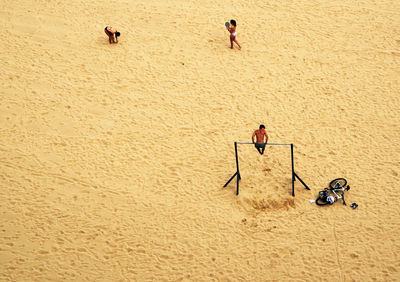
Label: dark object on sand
xmin=316 ymin=178 xmax=350 ymax=206
xmin=350 ymin=203 xmax=358 ymax=209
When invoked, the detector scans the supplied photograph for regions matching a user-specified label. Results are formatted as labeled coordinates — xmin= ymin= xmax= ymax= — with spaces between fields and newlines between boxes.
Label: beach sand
xmin=1 ymin=0 xmax=400 ymax=280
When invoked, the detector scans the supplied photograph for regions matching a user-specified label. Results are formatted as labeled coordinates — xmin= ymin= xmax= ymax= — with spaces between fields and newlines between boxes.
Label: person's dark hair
xmin=230 ymin=19 xmax=236 ymax=26
xmin=116 ymin=32 xmax=120 ymax=37
xmin=259 ymin=124 xmax=265 ymax=129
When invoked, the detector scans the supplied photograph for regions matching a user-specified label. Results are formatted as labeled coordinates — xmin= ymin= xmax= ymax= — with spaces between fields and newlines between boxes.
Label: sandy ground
xmin=1 ymin=0 xmax=400 ymax=280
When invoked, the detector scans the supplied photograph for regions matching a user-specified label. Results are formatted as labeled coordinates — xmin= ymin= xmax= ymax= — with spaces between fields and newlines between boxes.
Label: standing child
xmin=226 ymin=19 xmax=241 ymax=50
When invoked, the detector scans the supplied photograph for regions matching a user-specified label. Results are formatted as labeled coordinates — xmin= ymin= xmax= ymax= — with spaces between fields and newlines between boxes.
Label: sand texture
xmin=1 ymin=0 xmax=400 ymax=280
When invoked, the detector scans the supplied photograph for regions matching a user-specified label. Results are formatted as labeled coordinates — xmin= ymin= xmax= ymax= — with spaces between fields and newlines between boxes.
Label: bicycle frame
xmin=330 ymin=186 xmax=347 ymax=205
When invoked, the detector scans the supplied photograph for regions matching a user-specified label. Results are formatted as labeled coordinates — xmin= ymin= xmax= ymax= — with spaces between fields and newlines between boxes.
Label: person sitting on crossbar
xmin=252 ymin=124 xmax=268 ymax=155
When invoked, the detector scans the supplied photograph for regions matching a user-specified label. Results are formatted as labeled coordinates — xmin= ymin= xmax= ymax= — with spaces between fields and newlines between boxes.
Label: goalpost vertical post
xmin=223 ymin=142 xmax=241 ymax=194
xmin=234 ymin=142 xmax=240 ymax=195
xmin=291 ymin=143 xmax=295 ymax=196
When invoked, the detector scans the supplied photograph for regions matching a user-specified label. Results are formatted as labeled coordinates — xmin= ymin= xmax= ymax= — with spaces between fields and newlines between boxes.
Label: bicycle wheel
xmin=316 ymin=197 xmax=330 ymax=206
xmin=329 ymin=178 xmax=347 ymax=190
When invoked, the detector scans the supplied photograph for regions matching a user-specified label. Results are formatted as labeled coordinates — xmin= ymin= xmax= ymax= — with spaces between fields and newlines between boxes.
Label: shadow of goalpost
xmin=223 ymin=142 xmax=310 ymax=196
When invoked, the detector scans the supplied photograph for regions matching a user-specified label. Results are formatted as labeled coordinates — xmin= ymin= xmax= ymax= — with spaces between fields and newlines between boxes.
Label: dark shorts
xmin=255 ymin=143 xmax=266 ymax=149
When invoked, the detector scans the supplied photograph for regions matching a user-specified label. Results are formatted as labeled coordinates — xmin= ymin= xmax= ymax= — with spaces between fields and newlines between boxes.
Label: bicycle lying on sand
xmin=316 ymin=178 xmax=351 ymax=206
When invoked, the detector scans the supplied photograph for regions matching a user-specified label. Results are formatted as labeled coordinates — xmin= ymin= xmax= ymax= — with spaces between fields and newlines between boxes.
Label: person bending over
xmin=252 ymin=124 xmax=268 ymax=155
xmin=226 ymin=19 xmax=241 ymax=50
xmin=104 ymin=26 xmax=120 ymax=44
